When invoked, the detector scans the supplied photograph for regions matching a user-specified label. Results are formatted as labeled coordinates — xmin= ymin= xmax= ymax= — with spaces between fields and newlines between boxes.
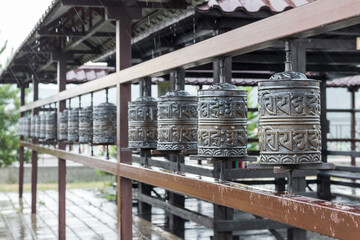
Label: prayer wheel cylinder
xmin=157 ymin=90 xmax=197 ymax=150
xmin=39 ymin=114 xmax=46 ymax=139
xmin=68 ymin=108 xmax=79 ymax=143
xmin=79 ymin=107 xmax=93 ymax=143
xmin=25 ymin=116 xmax=31 ymax=137
xmin=59 ymin=110 xmax=68 ymax=141
xmin=93 ymin=102 xmax=116 ymax=144
xmin=35 ymin=115 xmax=40 ymax=138
xmin=30 ymin=116 xmax=35 ymax=138
xmin=17 ymin=117 xmax=23 ymax=136
xmin=197 ymin=83 xmax=247 ymax=157
xmin=45 ymin=112 xmax=57 ymax=140
xmin=258 ymin=72 xmax=321 ymax=165
xmin=128 ymin=96 xmax=157 ymax=149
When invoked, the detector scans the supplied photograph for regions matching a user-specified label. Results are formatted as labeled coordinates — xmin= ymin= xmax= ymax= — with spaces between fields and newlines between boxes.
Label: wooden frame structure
xmin=7 ymin=0 xmax=360 ymax=239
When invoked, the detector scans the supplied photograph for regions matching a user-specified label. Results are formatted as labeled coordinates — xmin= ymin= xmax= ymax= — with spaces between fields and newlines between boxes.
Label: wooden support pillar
xmin=19 ymin=86 xmax=25 ymax=198
xmin=287 ymin=40 xmax=307 ymax=240
xmin=31 ymin=77 xmax=39 ymax=214
xmin=57 ymin=58 xmax=67 ymax=240
xmin=115 ymin=12 xmax=132 ymax=240
xmin=350 ymin=88 xmax=357 ymax=166
xmin=318 ymin=78 xmax=331 ymax=200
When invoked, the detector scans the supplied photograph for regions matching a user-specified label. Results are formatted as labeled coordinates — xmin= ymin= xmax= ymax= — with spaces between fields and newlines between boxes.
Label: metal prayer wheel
xmin=93 ymin=102 xmax=117 ymax=144
xmin=59 ymin=110 xmax=68 ymax=141
xmin=30 ymin=116 xmax=36 ymax=138
xmin=197 ymin=83 xmax=248 ymax=157
xmin=39 ymin=114 xmax=46 ymax=139
xmin=128 ymin=96 xmax=157 ymax=149
xmin=35 ymin=115 xmax=40 ymax=138
xmin=68 ymin=108 xmax=79 ymax=143
xmin=45 ymin=112 xmax=57 ymax=140
xmin=79 ymin=107 xmax=93 ymax=143
xmin=258 ymin=71 xmax=321 ymax=165
xmin=25 ymin=116 xmax=31 ymax=137
xmin=157 ymin=90 xmax=197 ymax=150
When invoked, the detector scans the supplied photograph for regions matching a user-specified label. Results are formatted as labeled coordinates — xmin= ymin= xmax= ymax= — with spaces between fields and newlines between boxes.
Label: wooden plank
xmin=20 ymin=141 xmax=117 ymax=174
xmin=134 ymin=192 xmax=213 ymax=229
xmin=215 ymin=219 xmax=291 ymax=232
xmin=115 ymin=15 xmax=132 ymax=240
xmin=19 ymin=86 xmax=25 ymax=198
xmin=57 ymin=59 xmax=67 ymax=240
xmin=31 ymin=78 xmax=38 ymax=214
xmin=20 ymin=142 xmax=360 ymax=239
xmin=20 ymin=0 xmax=360 ymax=112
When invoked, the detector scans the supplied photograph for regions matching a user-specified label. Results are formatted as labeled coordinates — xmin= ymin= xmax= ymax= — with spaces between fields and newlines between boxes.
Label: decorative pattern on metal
xmin=93 ymin=103 xmax=117 ymax=144
xmin=157 ymin=90 xmax=197 ymax=150
xmin=197 ymin=83 xmax=247 ymax=157
xmin=128 ymin=96 xmax=157 ymax=149
xmin=39 ymin=114 xmax=46 ymax=139
xmin=68 ymin=108 xmax=79 ymax=143
xmin=79 ymin=107 xmax=93 ymax=143
xmin=258 ymin=71 xmax=322 ymax=165
xmin=59 ymin=110 xmax=68 ymax=141
xmin=45 ymin=112 xmax=57 ymax=140
xmin=30 ymin=116 xmax=36 ymax=138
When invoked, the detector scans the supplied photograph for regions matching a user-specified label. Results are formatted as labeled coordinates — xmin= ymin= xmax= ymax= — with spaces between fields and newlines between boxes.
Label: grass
xmin=0 ymin=181 xmax=112 ymax=193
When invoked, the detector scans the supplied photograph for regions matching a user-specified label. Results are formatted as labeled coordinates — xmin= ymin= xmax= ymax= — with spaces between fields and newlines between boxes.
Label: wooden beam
xmin=31 ymin=77 xmax=39 ymax=214
xmin=19 ymin=86 xmax=25 ymax=199
xmin=20 ymin=141 xmax=360 ymax=240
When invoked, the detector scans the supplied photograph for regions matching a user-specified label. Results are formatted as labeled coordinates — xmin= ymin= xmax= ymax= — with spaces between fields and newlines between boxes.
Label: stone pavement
xmin=0 ymin=189 xmax=179 ymax=240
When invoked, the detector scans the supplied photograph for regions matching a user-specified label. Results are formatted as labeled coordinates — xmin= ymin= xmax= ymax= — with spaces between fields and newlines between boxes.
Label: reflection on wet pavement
xmin=0 ymin=189 xmax=179 ymax=240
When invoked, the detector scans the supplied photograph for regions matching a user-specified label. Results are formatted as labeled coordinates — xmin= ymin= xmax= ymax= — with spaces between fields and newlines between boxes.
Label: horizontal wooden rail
xmin=20 ymin=0 xmax=360 ymax=112
xmin=21 ymin=141 xmax=360 ymax=240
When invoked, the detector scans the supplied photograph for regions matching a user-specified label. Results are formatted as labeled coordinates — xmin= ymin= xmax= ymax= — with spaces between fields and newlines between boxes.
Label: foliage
xmin=0 ymin=39 xmax=7 ymax=71
xmin=0 ymin=84 xmax=22 ymax=167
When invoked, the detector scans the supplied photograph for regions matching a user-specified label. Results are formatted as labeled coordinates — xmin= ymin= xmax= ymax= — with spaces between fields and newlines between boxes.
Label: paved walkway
xmin=0 ymin=189 xmax=179 ymax=240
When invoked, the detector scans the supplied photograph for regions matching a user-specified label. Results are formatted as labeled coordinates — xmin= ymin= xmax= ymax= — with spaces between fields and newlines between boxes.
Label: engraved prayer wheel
xmin=30 ymin=116 xmax=36 ymax=138
xmin=79 ymin=107 xmax=93 ymax=143
xmin=157 ymin=90 xmax=197 ymax=150
xmin=68 ymin=108 xmax=79 ymax=143
xmin=25 ymin=116 xmax=31 ymax=137
xmin=128 ymin=97 xmax=157 ymax=149
xmin=197 ymin=83 xmax=248 ymax=157
xmin=258 ymin=71 xmax=321 ymax=165
xmin=17 ymin=117 xmax=23 ymax=136
xmin=93 ymin=102 xmax=116 ymax=144
xmin=45 ymin=112 xmax=57 ymax=140
xmin=59 ymin=110 xmax=68 ymax=141
xmin=34 ymin=115 xmax=40 ymax=138
xmin=39 ymin=114 xmax=46 ymax=139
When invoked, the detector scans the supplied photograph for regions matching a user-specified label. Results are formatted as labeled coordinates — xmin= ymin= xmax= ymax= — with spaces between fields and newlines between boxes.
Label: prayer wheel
xmin=157 ymin=90 xmax=197 ymax=150
xmin=39 ymin=114 xmax=46 ymax=139
xmin=17 ymin=117 xmax=22 ymax=136
xmin=68 ymin=108 xmax=79 ymax=143
xmin=197 ymin=83 xmax=247 ymax=157
xmin=128 ymin=96 xmax=157 ymax=149
xmin=25 ymin=116 xmax=31 ymax=137
xmin=79 ymin=106 xmax=93 ymax=143
xmin=258 ymin=71 xmax=321 ymax=165
xmin=30 ymin=116 xmax=36 ymax=138
xmin=35 ymin=115 xmax=40 ymax=138
xmin=93 ymin=102 xmax=116 ymax=144
xmin=59 ymin=110 xmax=68 ymax=141
xmin=45 ymin=112 xmax=57 ymax=140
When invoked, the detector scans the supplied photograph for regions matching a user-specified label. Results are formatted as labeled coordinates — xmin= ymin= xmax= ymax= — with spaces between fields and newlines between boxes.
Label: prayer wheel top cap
xmin=204 ymin=82 xmax=238 ymax=91
xmin=160 ymin=90 xmax=194 ymax=99
xmin=133 ymin=96 xmax=156 ymax=102
xmin=269 ymin=71 xmax=319 ymax=82
xmin=95 ymin=102 xmax=116 ymax=107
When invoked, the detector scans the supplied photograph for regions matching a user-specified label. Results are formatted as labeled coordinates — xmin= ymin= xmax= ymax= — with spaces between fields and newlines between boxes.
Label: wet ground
xmin=0 ymin=189 xmax=179 ymax=240
xmin=0 ymin=185 xmax=357 ymax=239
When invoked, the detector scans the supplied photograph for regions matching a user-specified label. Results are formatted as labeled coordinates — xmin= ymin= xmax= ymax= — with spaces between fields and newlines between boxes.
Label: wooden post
xmin=115 ymin=12 xmax=132 ymax=240
xmin=19 ymin=86 xmax=25 ymax=198
xmin=31 ymin=77 xmax=39 ymax=214
xmin=57 ymin=58 xmax=67 ymax=240
xmin=287 ymin=40 xmax=307 ymax=240
xmin=318 ymin=78 xmax=331 ymax=200
xmin=350 ymin=88 xmax=357 ymax=166
xmin=213 ymin=58 xmax=233 ymax=240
